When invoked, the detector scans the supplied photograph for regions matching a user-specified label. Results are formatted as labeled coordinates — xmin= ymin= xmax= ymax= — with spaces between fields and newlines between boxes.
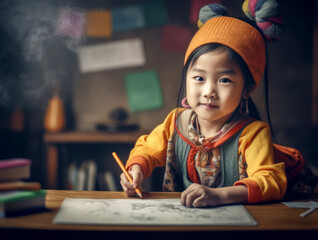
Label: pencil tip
xmin=138 ymin=192 xmax=143 ymax=199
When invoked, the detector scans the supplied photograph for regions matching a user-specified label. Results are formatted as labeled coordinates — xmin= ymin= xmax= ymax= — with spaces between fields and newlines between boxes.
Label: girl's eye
xmin=194 ymin=76 xmax=204 ymax=82
xmin=219 ymin=78 xmax=232 ymax=83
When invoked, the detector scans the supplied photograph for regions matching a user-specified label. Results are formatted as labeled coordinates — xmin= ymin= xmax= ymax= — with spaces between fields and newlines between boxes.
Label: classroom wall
xmin=0 ymin=0 xmax=316 ymax=188
xmin=73 ymin=27 xmax=183 ymax=132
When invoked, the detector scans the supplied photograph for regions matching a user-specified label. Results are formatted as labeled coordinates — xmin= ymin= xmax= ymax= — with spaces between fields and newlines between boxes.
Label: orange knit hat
xmin=184 ymin=15 xmax=266 ymax=87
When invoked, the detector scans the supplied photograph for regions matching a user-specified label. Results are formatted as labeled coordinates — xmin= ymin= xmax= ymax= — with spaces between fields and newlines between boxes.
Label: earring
xmin=181 ymin=97 xmax=191 ymax=108
xmin=239 ymin=97 xmax=249 ymax=116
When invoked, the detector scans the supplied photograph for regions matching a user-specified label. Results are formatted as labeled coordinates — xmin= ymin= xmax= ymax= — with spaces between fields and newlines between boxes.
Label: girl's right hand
xmin=120 ymin=164 xmax=144 ymax=197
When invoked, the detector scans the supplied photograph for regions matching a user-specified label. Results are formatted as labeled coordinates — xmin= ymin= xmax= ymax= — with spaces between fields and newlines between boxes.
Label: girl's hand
xmin=120 ymin=164 xmax=144 ymax=197
xmin=181 ymin=183 xmax=248 ymax=208
xmin=180 ymin=183 xmax=222 ymax=208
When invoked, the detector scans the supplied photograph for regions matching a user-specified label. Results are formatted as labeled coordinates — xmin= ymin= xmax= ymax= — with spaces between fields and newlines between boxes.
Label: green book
xmin=0 ymin=190 xmax=47 ymax=217
xmin=125 ymin=70 xmax=164 ymax=112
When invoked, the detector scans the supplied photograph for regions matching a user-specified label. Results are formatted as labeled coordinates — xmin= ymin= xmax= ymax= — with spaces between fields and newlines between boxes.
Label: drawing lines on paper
xmin=80 ymin=200 xmax=114 ymax=218
xmin=131 ymin=201 xmax=224 ymax=220
xmin=53 ymin=198 xmax=257 ymax=226
xmin=79 ymin=199 xmax=223 ymax=222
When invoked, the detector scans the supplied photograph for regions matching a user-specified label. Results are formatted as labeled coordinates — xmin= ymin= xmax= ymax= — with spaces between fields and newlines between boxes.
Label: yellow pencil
xmin=112 ymin=152 xmax=143 ymax=199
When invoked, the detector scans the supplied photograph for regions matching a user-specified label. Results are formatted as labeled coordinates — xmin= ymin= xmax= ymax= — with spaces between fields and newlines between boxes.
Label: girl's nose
xmin=203 ymin=82 xmax=217 ymax=99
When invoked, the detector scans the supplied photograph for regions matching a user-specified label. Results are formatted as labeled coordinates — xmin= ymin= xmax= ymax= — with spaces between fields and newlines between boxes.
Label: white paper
xmin=77 ymin=38 xmax=145 ymax=73
xmin=282 ymin=201 xmax=318 ymax=209
xmin=53 ymin=198 xmax=257 ymax=226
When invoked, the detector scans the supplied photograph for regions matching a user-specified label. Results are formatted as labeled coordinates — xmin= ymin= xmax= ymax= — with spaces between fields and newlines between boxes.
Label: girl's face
xmin=186 ymin=50 xmax=245 ymax=132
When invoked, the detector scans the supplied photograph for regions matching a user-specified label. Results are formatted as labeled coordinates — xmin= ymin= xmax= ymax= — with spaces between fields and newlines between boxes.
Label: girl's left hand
xmin=180 ymin=183 xmax=223 ymax=208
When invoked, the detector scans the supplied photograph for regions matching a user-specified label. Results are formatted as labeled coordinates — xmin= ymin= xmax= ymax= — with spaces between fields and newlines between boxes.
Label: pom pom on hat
xmin=198 ymin=4 xmax=227 ymax=28
xmin=242 ymin=0 xmax=283 ymax=41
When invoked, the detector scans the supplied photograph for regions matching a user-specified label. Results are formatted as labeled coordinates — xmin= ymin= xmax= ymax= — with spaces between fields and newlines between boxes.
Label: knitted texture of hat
xmin=197 ymin=4 xmax=227 ymax=28
xmin=242 ymin=0 xmax=283 ymax=41
xmin=185 ymin=4 xmax=266 ymax=87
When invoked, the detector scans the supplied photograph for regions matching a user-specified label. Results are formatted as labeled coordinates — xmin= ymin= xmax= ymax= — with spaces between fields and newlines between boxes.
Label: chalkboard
xmin=0 ymin=0 xmax=80 ymax=132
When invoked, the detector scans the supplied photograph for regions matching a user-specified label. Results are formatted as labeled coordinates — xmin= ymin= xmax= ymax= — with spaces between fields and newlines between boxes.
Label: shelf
xmin=44 ymin=130 xmax=146 ymax=143
xmin=43 ymin=130 xmax=147 ymax=189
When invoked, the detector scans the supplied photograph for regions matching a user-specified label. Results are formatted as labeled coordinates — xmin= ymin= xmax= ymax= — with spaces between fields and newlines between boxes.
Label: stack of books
xmin=0 ymin=158 xmax=47 ymax=217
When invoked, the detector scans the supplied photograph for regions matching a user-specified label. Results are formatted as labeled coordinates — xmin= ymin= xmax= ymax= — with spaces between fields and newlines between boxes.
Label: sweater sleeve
xmin=234 ymin=121 xmax=287 ymax=203
xmin=125 ymin=108 xmax=180 ymax=178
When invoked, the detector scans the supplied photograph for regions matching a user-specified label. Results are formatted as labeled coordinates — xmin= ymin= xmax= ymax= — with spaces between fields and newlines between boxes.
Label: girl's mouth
xmin=200 ymin=103 xmax=218 ymax=109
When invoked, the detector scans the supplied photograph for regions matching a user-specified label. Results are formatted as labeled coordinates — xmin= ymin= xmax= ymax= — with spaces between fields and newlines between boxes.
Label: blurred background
xmin=0 ymin=0 xmax=317 ymax=191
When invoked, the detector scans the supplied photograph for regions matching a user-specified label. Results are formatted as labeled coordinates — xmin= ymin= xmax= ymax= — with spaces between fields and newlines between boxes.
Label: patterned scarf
xmin=163 ymin=111 xmax=247 ymax=191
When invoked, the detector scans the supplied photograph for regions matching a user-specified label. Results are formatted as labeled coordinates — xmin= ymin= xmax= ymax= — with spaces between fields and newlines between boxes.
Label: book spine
xmin=0 ymin=181 xmax=41 ymax=191
xmin=104 ymin=170 xmax=118 ymax=191
xmin=67 ymin=162 xmax=77 ymax=190
xmin=85 ymin=160 xmax=97 ymax=191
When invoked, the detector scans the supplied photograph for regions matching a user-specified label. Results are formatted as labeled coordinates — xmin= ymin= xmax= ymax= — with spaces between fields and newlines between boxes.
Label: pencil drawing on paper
xmin=53 ymin=198 xmax=257 ymax=226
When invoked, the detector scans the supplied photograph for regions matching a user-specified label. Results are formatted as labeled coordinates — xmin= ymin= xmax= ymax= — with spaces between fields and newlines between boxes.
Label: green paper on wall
xmin=125 ymin=71 xmax=163 ymax=112
xmin=141 ymin=0 xmax=169 ymax=28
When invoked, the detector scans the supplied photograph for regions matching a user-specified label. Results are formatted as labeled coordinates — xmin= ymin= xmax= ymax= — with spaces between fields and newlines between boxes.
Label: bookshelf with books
xmin=44 ymin=130 xmax=144 ymax=189
xmin=66 ymin=159 xmax=119 ymax=191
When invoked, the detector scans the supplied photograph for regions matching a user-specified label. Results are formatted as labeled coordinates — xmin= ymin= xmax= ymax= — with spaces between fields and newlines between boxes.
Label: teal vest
xmin=174 ymin=126 xmax=246 ymax=191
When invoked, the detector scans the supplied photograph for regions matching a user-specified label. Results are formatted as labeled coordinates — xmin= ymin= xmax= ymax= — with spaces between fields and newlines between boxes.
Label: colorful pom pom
xmin=197 ymin=4 xmax=227 ymax=28
xmin=242 ymin=0 xmax=253 ymax=20
xmin=242 ymin=0 xmax=283 ymax=41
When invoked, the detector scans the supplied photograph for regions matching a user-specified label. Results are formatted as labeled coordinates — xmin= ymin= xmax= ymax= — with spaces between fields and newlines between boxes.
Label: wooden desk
xmin=0 ymin=191 xmax=317 ymax=240
xmin=43 ymin=131 xmax=144 ymax=189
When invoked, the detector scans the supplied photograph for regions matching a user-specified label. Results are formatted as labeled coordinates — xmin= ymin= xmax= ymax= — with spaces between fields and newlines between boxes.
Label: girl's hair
xmin=177 ymin=42 xmax=275 ymax=140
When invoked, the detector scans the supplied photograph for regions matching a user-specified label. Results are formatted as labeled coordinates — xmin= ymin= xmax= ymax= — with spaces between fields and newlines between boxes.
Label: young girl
xmin=120 ymin=2 xmax=287 ymax=207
